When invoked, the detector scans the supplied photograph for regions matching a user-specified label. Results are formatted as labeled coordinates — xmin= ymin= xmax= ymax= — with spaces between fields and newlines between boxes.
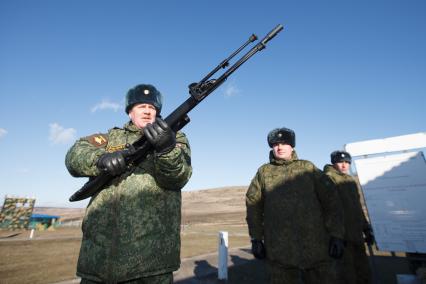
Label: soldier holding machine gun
xmin=65 ymin=25 xmax=282 ymax=283
xmin=66 ymin=84 xmax=192 ymax=283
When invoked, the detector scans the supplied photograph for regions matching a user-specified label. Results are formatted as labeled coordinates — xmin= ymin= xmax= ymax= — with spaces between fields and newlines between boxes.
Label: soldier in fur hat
xmin=66 ymin=84 xmax=192 ymax=283
xmin=324 ymin=151 xmax=374 ymax=284
xmin=246 ymin=127 xmax=345 ymax=284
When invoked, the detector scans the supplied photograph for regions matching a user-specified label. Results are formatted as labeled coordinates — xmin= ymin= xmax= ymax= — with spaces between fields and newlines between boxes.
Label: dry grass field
xmin=1 ymin=186 xmax=422 ymax=284
xmin=0 ymin=187 xmax=251 ymax=284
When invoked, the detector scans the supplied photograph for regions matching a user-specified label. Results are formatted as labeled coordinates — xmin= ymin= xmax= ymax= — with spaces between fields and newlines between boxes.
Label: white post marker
xmin=218 ymin=231 xmax=228 ymax=280
xmin=29 ymin=229 xmax=35 ymax=239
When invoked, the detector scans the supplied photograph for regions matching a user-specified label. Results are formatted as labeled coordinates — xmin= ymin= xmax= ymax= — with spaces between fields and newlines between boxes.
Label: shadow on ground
xmin=54 ymin=248 xmax=419 ymax=284
xmin=175 ymin=248 xmax=267 ymax=284
xmin=175 ymin=248 xmax=415 ymax=284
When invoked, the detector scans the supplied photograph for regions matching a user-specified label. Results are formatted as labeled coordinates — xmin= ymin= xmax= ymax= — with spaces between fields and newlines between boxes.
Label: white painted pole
xmin=218 ymin=231 xmax=228 ymax=280
xmin=29 ymin=229 xmax=34 ymax=239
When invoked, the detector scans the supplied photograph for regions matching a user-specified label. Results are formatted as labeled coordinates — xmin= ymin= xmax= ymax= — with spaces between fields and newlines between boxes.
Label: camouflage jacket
xmin=65 ymin=121 xmax=192 ymax=282
xmin=246 ymin=151 xmax=344 ymax=269
xmin=323 ymin=164 xmax=369 ymax=244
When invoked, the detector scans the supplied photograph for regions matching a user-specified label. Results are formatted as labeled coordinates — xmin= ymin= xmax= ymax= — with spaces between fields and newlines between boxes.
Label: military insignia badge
xmin=106 ymin=144 xmax=126 ymax=152
xmin=94 ymin=136 xmax=106 ymax=145
xmin=86 ymin=134 xmax=108 ymax=147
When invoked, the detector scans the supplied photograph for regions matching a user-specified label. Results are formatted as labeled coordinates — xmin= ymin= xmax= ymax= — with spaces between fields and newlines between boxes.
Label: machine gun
xmin=69 ymin=24 xmax=283 ymax=202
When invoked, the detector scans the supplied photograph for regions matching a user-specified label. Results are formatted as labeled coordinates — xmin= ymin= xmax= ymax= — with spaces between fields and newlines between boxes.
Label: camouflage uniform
xmin=324 ymin=165 xmax=371 ymax=284
xmin=65 ymin=121 xmax=192 ymax=283
xmin=246 ymin=151 xmax=344 ymax=284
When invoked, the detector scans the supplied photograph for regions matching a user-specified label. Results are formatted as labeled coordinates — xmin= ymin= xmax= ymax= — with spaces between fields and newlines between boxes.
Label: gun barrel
xmin=211 ymin=24 xmax=284 ymax=88
xmin=198 ymin=34 xmax=258 ymax=85
xmin=261 ymin=24 xmax=284 ymax=45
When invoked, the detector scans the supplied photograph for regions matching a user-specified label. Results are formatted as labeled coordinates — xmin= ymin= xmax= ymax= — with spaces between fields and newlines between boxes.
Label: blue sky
xmin=1 ymin=0 xmax=425 ymax=208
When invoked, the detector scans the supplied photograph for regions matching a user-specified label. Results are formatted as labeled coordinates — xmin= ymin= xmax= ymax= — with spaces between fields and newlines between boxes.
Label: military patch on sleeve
xmin=106 ymin=144 xmax=126 ymax=153
xmin=85 ymin=134 xmax=108 ymax=147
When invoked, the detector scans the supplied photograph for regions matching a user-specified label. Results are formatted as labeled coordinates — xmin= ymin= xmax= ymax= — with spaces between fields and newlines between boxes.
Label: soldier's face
xmin=272 ymin=143 xmax=293 ymax=160
xmin=334 ymin=161 xmax=350 ymax=174
xmin=129 ymin=103 xmax=157 ymax=129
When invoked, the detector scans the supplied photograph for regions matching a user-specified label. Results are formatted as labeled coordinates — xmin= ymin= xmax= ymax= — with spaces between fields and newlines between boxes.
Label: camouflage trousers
xmin=335 ymin=241 xmax=371 ymax=284
xmin=267 ymin=261 xmax=337 ymax=284
xmin=80 ymin=272 xmax=173 ymax=284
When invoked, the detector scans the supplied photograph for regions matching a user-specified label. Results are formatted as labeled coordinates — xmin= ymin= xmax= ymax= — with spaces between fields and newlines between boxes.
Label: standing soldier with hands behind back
xmin=246 ymin=127 xmax=345 ymax=284
xmin=65 ymin=84 xmax=192 ymax=283
xmin=324 ymin=151 xmax=374 ymax=284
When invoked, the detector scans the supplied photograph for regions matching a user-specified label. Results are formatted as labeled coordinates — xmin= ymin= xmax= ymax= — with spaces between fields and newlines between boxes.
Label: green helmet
xmin=267 ymin=127 xmax=296 ymax=148
xmin=125 ymin=84 xmax=163 ymax=114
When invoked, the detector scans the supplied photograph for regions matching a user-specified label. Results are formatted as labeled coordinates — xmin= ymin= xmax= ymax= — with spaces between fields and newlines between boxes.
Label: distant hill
xmin=182 ymin=186 xmax=248 ymax=225
xmin=33 ymin=207 xmax=85 ymax=222
xmin=33 ymin=186 xmax=249 ymax=222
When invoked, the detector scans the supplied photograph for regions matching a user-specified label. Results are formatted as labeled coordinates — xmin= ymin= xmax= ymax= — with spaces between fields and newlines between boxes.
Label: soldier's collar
xmin=124 ymin=121 xmax=141 ymax=132
xmin=269 ymin=150 xmax=298 ymax=165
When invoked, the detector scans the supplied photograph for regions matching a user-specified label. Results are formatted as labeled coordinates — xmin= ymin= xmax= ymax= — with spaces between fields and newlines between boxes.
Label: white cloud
xmin=91 ymin=99 xmax=121 ymax=113
xmin=0 ymin=128 xmax=7 ymax=139
xmin=223 ymin=82 xmax=240 ymax=97
xmin=49 ymin=123 xmax=76 ymax=145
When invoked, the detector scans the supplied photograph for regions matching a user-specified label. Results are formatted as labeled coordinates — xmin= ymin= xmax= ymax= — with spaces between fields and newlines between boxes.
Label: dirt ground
xmin=0 ymin=187 xmax=250 ymax=284
xmin=0 ymin=187 xmax=424 ymax=284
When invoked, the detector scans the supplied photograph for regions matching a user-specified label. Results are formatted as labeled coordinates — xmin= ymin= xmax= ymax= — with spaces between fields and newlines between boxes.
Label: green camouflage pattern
xmin=323 ymin=164 xmax=369 ymax=244
xmin=246 ymin=151 xmax=344 ymax=269
xmin=0 ymin=197 xmax=35 ymax=230
xmin=65 ymin=121 xmax=192 ymax=282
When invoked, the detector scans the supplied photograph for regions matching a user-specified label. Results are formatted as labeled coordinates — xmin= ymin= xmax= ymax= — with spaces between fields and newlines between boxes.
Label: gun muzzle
xmin=249 ymin=34 xmax=258 ymax=42
xmin=261 ymin=24 xmax=284 ymax=45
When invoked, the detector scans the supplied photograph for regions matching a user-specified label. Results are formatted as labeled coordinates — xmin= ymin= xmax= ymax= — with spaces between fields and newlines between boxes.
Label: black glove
xmin=143 ymin=118 xmax=176 ymax=155
xmin=251 ymin=239 xmax=266 ymax=260
xmin=364 ymin=225 xmax=375 ymax=245
xmin=329 ymin=236 xmax=345 ymax=259
xmin=97 ymin=152 xmax=126 ymax=176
